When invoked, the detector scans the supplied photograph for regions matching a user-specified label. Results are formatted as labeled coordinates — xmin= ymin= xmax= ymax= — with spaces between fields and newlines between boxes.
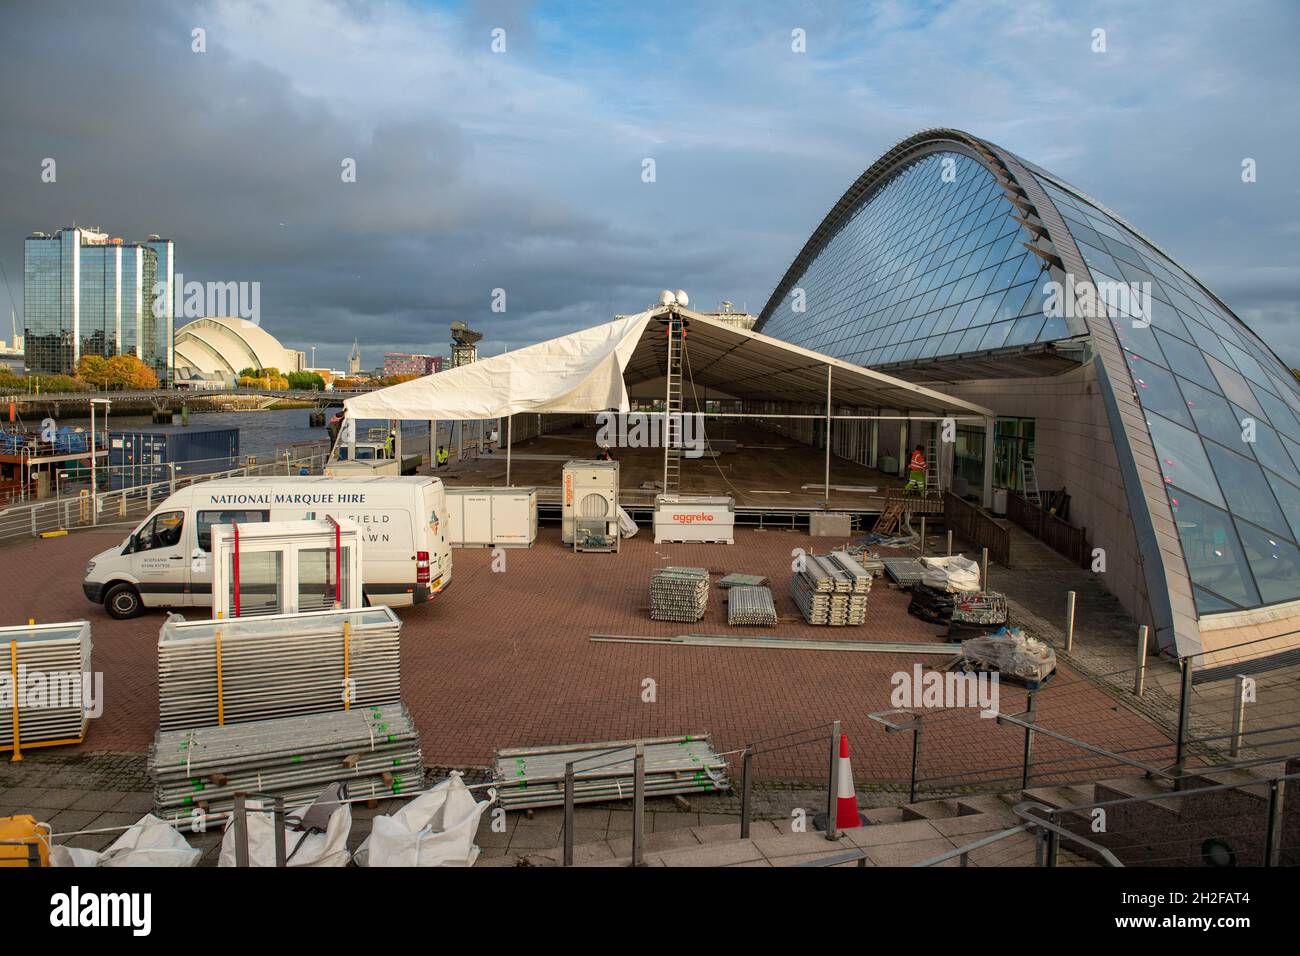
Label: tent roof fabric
xmin=343 ymin=306 xmax=993 ymax=422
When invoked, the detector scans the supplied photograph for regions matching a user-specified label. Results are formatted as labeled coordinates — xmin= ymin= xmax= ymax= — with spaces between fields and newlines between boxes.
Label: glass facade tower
xmin=23 ymin=226 xmax=173 ymax=381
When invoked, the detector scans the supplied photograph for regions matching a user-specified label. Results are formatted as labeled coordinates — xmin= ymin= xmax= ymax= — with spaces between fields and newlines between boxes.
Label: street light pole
xmin=90 ymin=398 xmax=111 ymax=524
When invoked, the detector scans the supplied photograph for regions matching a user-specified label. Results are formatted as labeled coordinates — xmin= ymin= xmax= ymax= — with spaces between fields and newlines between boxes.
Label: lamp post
xmin=89 ymin=398 xmax=111 ymax=523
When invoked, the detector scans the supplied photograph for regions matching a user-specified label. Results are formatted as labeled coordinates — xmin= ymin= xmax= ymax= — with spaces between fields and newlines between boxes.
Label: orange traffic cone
xmin=835 ymin=734 xmax=864 ymax=829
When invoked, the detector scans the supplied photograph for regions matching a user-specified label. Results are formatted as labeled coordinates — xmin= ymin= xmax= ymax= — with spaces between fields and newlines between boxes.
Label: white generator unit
xmin=445 ymin=486 xmax=538 ymax=548
xmin=562 ymin=460 xmax=619 ymax=545
xmin=210 ymin=518 xmax=364 ymax=618
xmin=653 ymin=494 xmax=735 ymax=544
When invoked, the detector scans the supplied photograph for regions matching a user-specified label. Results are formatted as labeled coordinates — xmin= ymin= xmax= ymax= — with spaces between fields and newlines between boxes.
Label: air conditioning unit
xmin=562 ymin=459 xmax=619 ymax=545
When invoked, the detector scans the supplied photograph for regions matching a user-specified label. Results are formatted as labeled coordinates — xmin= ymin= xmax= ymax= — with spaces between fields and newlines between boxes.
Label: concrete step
xmin=956 ymin=794 xmax=1023 ymax=818
xmin=1093 ymin=776 xmax=1182 ymax=817
xmin=862 ymin=806 xmax=906 ymax=825
xmin=1018 ymin=785 xmax=1094 ymax=814
xmin=900 ymin=798 xmax=960 ymax=821
xmin=1178 ymin=766 xmax=1278 ymax=801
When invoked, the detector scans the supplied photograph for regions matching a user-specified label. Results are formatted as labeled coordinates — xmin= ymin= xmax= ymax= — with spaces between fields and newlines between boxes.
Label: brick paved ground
xmin=0 ymin=523 xmax=1173 ymax=786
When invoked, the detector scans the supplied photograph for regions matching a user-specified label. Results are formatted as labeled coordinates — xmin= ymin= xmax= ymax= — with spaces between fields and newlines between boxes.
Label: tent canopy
xmin=343 ymin=306 xmax=993 ymax=421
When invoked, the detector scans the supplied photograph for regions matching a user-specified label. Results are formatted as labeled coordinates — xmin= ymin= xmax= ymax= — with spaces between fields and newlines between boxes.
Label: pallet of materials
xmin=157 ymin=607 xmax=402 ymax=731
xmin=727 ymin=586 xmax=779 ymax=627
xmin=883 ymin=557 xmax=926 ymax=587
xmin=149 ymin=703 xmax=423 ymax=825
xmin=650 ymin=567 xmax=709 ymax=622
xmin=907 ymin=583 xmax=955 ymax=624
xmin=790 ymin=552 xmax=872 ymax=625
xmin=0 ymin=620 xmax=93 ymax=753
xmin=491 ymin=735 xmax=730 ymax=810
xmin=948 ymin=591 xmax=1009 ymax=632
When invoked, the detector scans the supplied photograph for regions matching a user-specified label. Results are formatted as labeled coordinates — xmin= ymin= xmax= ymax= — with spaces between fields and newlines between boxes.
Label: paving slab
xmin=652 ymin=839 xmax=765 ymax=867
xmin=842 ymin=819 xmax=946 ymax=848
xmin=863 ymin=837 xmax=959 ymax=867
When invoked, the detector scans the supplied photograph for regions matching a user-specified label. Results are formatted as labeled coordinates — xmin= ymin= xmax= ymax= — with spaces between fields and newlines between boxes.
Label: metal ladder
xmin=662 ymin=314 xmax=684 ymax=493
xmin=925 ymin=433 xmax=939 ymax=497
xmin=1021 ymin=458 xmax=1041 ymax=508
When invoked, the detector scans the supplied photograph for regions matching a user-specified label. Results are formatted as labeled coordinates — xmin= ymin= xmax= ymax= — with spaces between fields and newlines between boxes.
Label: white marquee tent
xmin=342 ymin=305 xmax=997 ymax=501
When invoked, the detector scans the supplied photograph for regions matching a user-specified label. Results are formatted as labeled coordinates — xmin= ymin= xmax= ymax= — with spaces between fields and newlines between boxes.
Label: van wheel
xmin=104 ymin=584 xmax=143 ymax=620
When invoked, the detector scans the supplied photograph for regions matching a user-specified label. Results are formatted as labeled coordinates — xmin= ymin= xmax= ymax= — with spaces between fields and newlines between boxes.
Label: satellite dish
xmin=674 ymin=289 xmax=689 ymax=307
xmin=658 ymin=290 xmax=676 ymax=306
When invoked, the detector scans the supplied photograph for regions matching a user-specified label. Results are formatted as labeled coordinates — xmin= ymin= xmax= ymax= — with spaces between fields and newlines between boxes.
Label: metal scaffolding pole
xmin=981 ymin=416 xmax=996 ymax=509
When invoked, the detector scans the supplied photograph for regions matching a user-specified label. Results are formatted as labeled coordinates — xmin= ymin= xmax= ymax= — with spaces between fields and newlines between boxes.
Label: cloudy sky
xmin=1 ymin=0 xmax=1297 ymax=369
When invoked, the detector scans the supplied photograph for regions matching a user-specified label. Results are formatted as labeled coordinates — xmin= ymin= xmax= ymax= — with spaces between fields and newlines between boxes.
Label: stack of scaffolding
xmin=727 ymin=586 xmax=778 ymax=627
xmin=157 ymin=608 xmax=402 ymax=731
xmin=883 ymin=557 xmax=926 ymax=587
xmin=790 ymin=552 xmax=872 ymax=625
xmin=0 ymin=621 xmax=93 ymax=752
xmin=718 ymin=573 xmax=770 ymax=589
xmin=491 ymin=735 xmax=730 ymax=810
xmin=649 ymin=567 xmax=709 ymax=623
xmin=150 ymin=703 xmax=423 ymax=825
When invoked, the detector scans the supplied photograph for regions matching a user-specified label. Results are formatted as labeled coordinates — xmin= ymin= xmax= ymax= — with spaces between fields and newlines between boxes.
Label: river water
xmin=47 ymin=408 xmax=432 ymax=461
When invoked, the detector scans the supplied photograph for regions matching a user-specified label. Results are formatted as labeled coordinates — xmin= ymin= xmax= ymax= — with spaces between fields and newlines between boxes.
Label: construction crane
xmin=450 ymin=322 xmax=482 ymax=368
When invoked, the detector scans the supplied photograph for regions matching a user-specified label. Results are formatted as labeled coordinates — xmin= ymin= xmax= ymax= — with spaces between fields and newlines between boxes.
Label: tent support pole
xmin=506 ymin=415 xmax=512 ymax=486
xmin=982 ymin=416 xmax=996 ymax=509
xmin=824 ymin=365 xmax=832 ymax=504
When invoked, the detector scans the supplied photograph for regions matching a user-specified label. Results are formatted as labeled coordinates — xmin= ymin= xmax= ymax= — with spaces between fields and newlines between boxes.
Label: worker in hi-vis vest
xmin=905 ymin=444 xmax=927 ymax=492
xmin=435 ymin=445 xmax=449 ymax=468
xmin=385 ymin=429 xmax=396 ymax=459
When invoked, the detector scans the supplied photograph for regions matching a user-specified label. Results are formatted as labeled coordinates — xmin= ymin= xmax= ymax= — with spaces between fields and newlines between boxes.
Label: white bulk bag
xmin=353 ymin=772 xmax=492 ymax=867
xmin=51 ymin=814 xmax=201 ymax=867
xmin=921 ymin=555 xmax=981 ymax=592
xmin=218 ymin=793 xmax=352 ymax=868
xmin=617 ymin=506 xmax=639 ymax=539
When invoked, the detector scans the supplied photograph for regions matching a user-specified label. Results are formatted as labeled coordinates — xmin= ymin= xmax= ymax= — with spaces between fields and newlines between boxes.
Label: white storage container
xmin=445 ymin=486 xmax=538 ymax=548
xmin=653 ymin=494 xmax=735 ymax=544
xmin=562 ymin=461 xmax=619 ymax=545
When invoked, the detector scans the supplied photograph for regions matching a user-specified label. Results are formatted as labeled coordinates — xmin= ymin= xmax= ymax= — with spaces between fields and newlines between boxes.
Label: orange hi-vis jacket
xmin=909 ymin=450 xmax=927 ymax=472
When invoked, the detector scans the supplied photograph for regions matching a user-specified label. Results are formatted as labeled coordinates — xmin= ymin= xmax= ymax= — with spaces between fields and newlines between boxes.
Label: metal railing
xmin=1030 ymin=768 xmax=1300 ymax=867
xmin=855 ymin=580 xmax=1300 ymax=801
xmin=915 ymin=801 xmax=1125 ymax=867
xmin=794 ymin=799 xmax=1124 ymax=868
xmin=1006 ymin=490 xmax=1089 ymax=567
xmin=0 ymin=451 xmax=330 ymax=546
xmin=944 ymin=492 xmax=1010 ymax=566
xmin=556 ymin=720 xmax=848 ymax=866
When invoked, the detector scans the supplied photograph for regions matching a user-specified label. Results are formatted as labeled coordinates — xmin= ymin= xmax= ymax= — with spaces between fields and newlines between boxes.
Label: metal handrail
xmin=1044 ymin=768 xmax=1300 ymax=818
xmin=911 ymin=800 xmax=1124 ymax=868
xmin=994 ymin=712 xmax=1177 ymax=780
xmin=1012 ymin=801 xmax=1124 ymax=866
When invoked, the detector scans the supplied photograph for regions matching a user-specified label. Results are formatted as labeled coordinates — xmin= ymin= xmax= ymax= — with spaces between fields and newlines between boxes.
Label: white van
xmin=82 ymin=475 xmax=452 ymax=619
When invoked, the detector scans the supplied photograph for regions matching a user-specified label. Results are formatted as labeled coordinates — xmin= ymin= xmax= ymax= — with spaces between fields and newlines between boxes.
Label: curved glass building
xmin=757 ymin=129 xmax=1300 ymax=659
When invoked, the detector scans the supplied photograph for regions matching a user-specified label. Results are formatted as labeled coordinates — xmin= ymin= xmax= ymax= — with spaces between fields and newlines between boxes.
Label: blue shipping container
xmin=108 ymin=426 xmax=240 ymax=489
